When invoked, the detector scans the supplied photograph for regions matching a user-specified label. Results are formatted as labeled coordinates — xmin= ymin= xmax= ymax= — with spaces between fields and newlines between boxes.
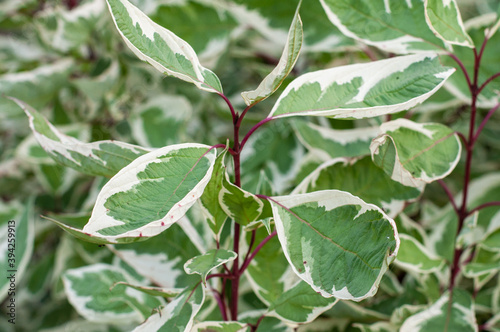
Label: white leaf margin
xmin=82 ymin=143 xmax=216 ymax=241
xmin=269 ymin=53 xmax=455 ymax=119
xmin=270 ymin=190 xmax=400 ymax=301
xmin=370 ymin=118 xmax=461 ymax=188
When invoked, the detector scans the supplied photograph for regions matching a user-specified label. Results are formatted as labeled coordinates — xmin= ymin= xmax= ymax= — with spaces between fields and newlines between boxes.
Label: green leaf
xmin=319 ymin=0 xmax=446 ymax=53
xmin=133 ymin=283 xmax=205 ymax=332
xmin=269 ymin=54 xmax=454 ymax=119
xmin=191 ymin=321 xmax=249 ymax=332
xmin=0 ymin=200 xmax=34 ymax=302
xmin=270 ymin=190 xmax=399 ymax=301
xmin=267 ymin=280 xmax=338 ymax=324
xmin=424 ymin=0 xmax=473 ymax=48
xmin=220 ymin=172 xmax=264 ymax=226
xmin=106 ymin=0 xmax=222 ymax=93
xmin=112 ymin=282 xmax=182 ymax=298
xmin=184 ymin=249 xmax=237 ymax=285
xmin=483 ymin=228 xmax=500 ymax=251
xmin=241 ymin=1 xmax=303 ymax=106
xmin=293 ymin=120 xmax=378 ymax=160
xmin=395 ymin=234 xmax=445 ymax=273
xmin=371 ymin=119 xmax=461 ymax=188
xmin=400 ymin=289 xmax=478 ymax=331
xmin=295 ymin=156 xmax=422 ymax=218
xmin=199 ymin=150 xmax=229 ymax=238
xmin=63 ymin=263 xmax=163 ymax=324
xmin=83 ymin=144 xmax=216 ymax=242
xmin=17 ymin=98 xmax=151 ymax=178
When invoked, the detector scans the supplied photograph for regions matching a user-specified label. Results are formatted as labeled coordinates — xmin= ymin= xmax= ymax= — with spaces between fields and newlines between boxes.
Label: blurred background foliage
xmin=0 ymin=0 xmax=499 ymax=331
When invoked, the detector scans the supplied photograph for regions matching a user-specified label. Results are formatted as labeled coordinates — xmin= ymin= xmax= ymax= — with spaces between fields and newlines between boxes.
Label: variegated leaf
xmin=112 ymin=223 xmax=201 ymax=288
xmin=400 ymin=289 xmax=478 ymax=331
xmin=370 ymin=119 xmax=461 ymax=188
xmin=63 ymin=263 xmax=163 ymax=324
xmin=294 ymin=156 xmax=422 ymax=218
xmin=270 ymin=190 xmax=399 ymax=301
xmin=106 ymin=0 xmax=222 ymax=93
xmin=395 ymin=234 xmax=445 ymax=273
xmin=293 ymin=120 xmax=378 ymax=160
xmin=112 ymin=282 xmax=182 ymax=298
xmin=244 ymin=226 xmax=294 ymax=306
xmin=132 ymin=283 xmax=204 ymax=332
xmin=184 ymin=249 xmax=237 ymax=285
xmin=267 ymin=280 xmax=338 ymax=325
xmin=17 ymin=98 xmax=151 ymax=178
xmin=424 ymin=0 xmax=473 ymax=48
xmin=83 ymin=144 xmax=216 ymax=242
xmin=0 ymin=59 xmax=73 ymax=108
xmin=0 ymin=200 xmax=34 ymax=302
xmin=200 ymin=150 xmax=229 ymax=238
xmin=191 ymin=321 xmax=249 ymax=332
xmin=354 ymin=322 xmax=398 ymax=332
xmin=241 ymin=2 xmax=303 ymax=106
xmin=219 ymin=171 xmax=264 ymax=226
xmin=319 ymin=0 xmax=446 ymax=54
xmin=269 ymin=54 xmax=454 ymax=119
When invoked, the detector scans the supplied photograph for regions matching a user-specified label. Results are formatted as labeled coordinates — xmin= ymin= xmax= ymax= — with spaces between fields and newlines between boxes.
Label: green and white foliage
xmin=424 ymin=0 xmax=473 ymax=48
xmin=184 ymin=249 xmax=237 ymax=285
xmin=269 ymin=54 xmax=454 ymax=119
xmin=63 ymin=263 xmax=164 ymax=324
xmin=267 ymin=280 xmax=338 ymax=325
xmin=293 ymin=120 xmax=379 ymax=161
xmin=19 ymin=99 xmax=151 ymax=178
xmin=132 ymin=283 xmax=204 ymax=332
xmin=240 ymin=2 xmax=302 ymax=106
xmin=0 ymin=59 xmax=73 ymax=108
xmin=294 ymin=156 xmax=422 ymax=218
xmin=394 ymin=234 xmax=445 ymax=274
xmin=400 ymin=289 xmax=478 ymax=331
xmin=83 ymin=144 xmax=216 ymax=242
xmin=370 ymin=119 xmax=461 ymax=188
xmin=270 ymin=190 xmax=399 ymax=301
xmin=319 ymin=0 xmax=446 ymax=54
xmin=0 ymin=200 xmax=34 ymax=302
xmin=220 ymin=171 xmax=264 ymax=226
xmin=130 ymin=95 xmax=192 ymax=148
xmin=106 ymin=0 xmax=223 ymax=93
xmin=191 ymin=321 xmax=249 ymax=332
xmin=112 ymin=224 xmax=201 ymax=288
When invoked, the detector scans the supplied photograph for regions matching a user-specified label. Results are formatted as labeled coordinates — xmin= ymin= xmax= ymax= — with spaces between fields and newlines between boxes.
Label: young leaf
xmin=294 ymin=156 xmax=422 ymax=218
xmin=267 ymin=280 xmax=338 ymax=325
xmin=319 ymin=0 xmax=446 ymax=54
xmin=270 ymin=190 xmax=399 ymax=301
xmin=370 ymin=119 xmax=461 ymax=188
xmin=106 ymin=0 xmax=222 ymax=94
xmin=219 ymin=172 xmax=264 ymax=226
xmin=133 ymin=283 xmax=205 ymax=332
xmin=395 ymin=234 xmax=445 ymax=274
xmin=199 ymin=149 xmax=229 ymax=238
xmin=83 ymin=144 xmax=216 ymax=241
xmin=17 ymin=98 xmax=151 ymax=178
xmin=424 ymin=0 xmax=473 ymax=48
xmin=63 ymin=263 xmax=163 ymax=324
xmin=269 ymin=54 xmax=454 ymax=119
xmin=184 ymin=249 xmax=237 ymax=285
xmin=400 ymin=289 xmax=478 ymax=331
xmin=240 ymin=1 xmax=303 ymax=106
xmin=293 ymin=120 xmax=379 ymax=160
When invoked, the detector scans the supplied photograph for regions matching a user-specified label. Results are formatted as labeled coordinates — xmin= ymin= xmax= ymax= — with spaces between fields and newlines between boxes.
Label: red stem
xmin=239 ymin=230 xmax=277 ymax=274
xmin=437 ymin=180 xmax=459 ymax=216
xmin=473 ymin=103 xmax=500 ymax=143
xmin=477 ymin=72 xmax=500 ymax=94
xmin=467 ymin=201 xmax=500 ymax=216
xmin=240 ymin=117 xmax=275 ymax=150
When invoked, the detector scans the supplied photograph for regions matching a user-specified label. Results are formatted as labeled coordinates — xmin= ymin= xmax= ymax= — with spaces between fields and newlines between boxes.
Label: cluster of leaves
xmin=1 ymin=0 xmax=500 ymax=331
